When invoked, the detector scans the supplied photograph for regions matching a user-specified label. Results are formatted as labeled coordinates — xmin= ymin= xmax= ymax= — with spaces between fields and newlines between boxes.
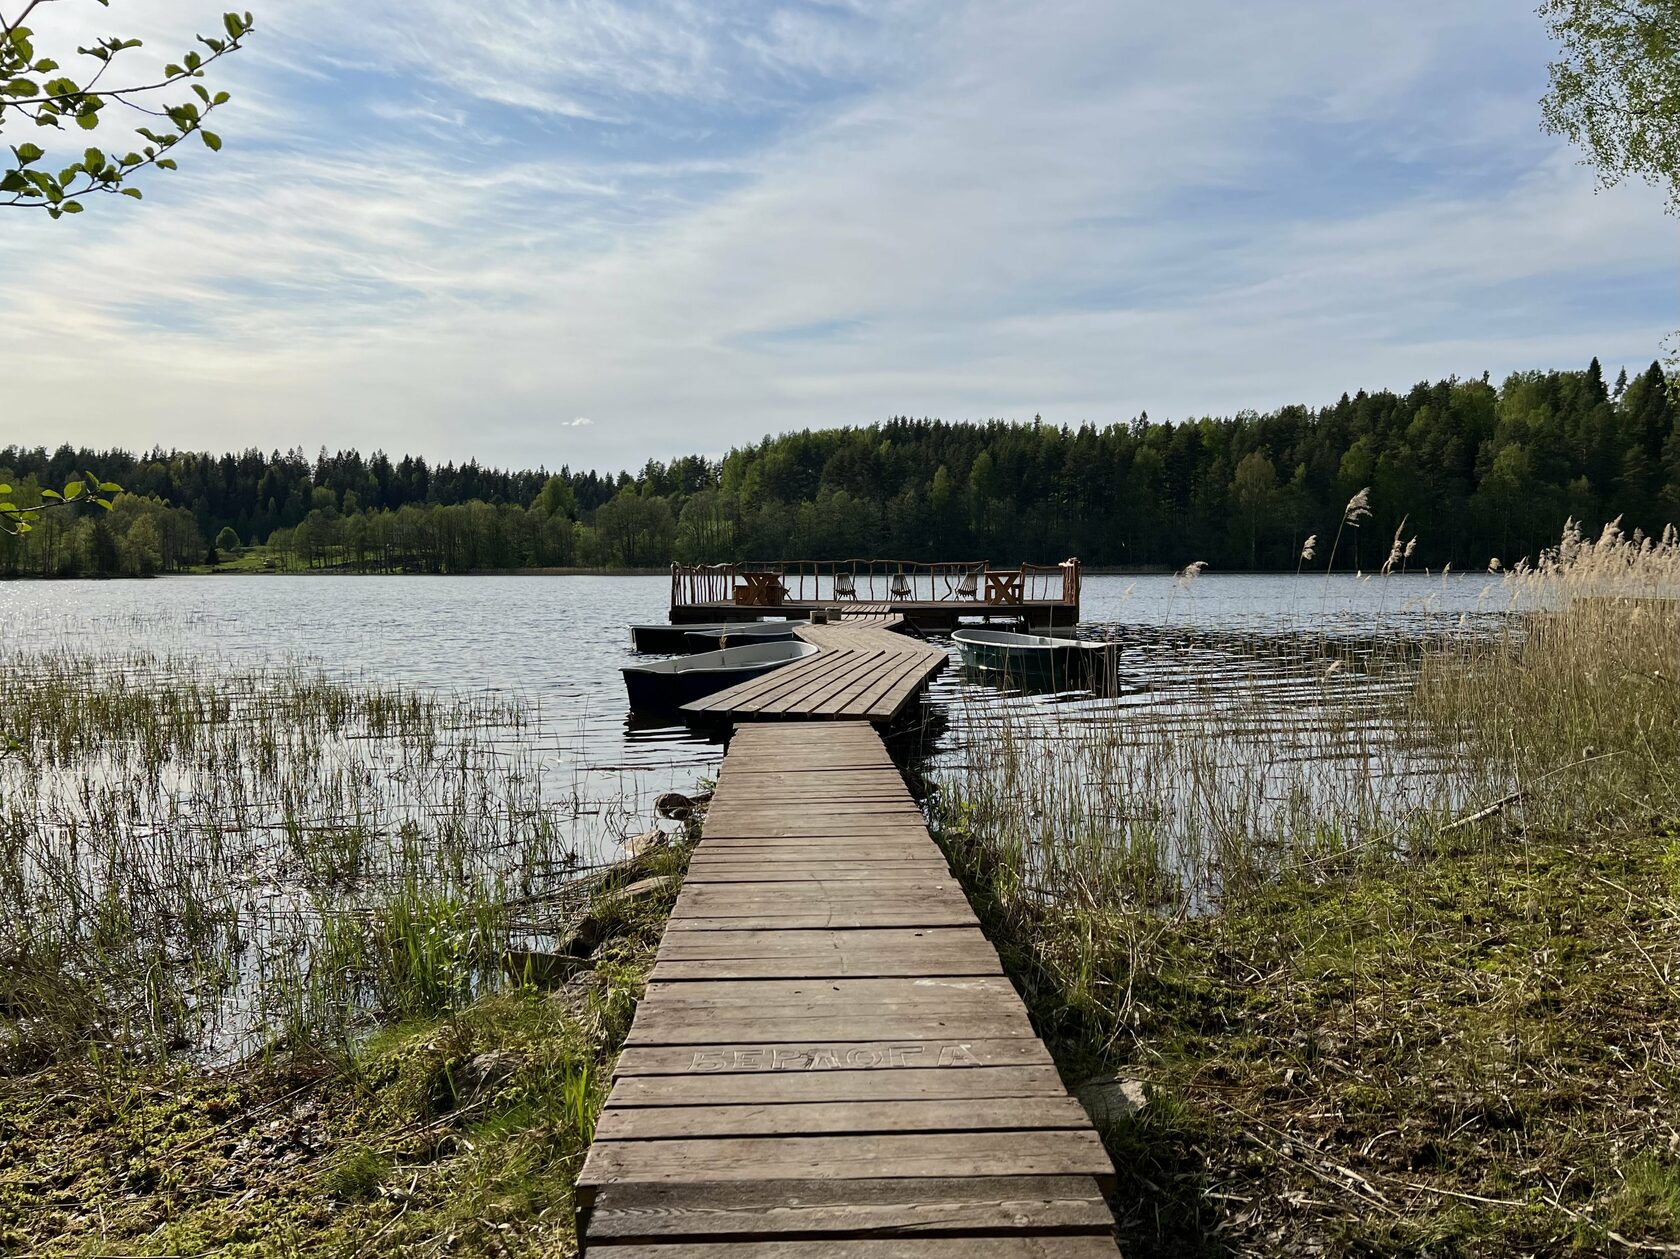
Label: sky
xmin=3 ymin=0 xmax=1675 ymax=473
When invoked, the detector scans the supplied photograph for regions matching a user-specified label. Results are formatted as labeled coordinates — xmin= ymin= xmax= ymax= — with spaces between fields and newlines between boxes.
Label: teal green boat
xmin=952 ymin=628 xmax=1115 ymax=692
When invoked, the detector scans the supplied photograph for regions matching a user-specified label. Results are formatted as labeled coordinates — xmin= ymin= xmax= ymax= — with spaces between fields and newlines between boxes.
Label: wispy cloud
xmin=1 ymin=1 xmax=1671 ymax=470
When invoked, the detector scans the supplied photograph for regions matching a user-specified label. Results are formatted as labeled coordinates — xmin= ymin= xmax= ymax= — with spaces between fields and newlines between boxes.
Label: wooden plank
xmin=759 ymin=652 xmax=904 ymax=716
xmin=641 ymin=977 xmax=1020 ymax=1006
xmin=844 ymin=661 xmax=928 ymax=721
xmin=588 ymin=1238 xmax=1120 ymax=1257
xmin=687 ymin=650 xmax=866 ymax=715
xmin=721 ymin=650 xmax=886 ymax=714
xmin=586 ymin=1177 xmax=1113 ymax=1244
xmin=751 ymin=653 xmax=885 ymax=714
xmin=681 ymin=866 xmax=954 ymax=885
xmin=606 ymin=1065 xmax=1068 ymax=1106
xmin=624 ymin=1013 xmax=1037 ymax=1046
xmin=594 ymin=1096 xmax=1091 ymax=1141
xmin=661 ymin=911 xmax=979 ymax=930
xmin=651 ymin=955 xmax=1000 ymax=981
xmin=578 ymin=1130 xmax=1115 ymax=1183
xmin=656 ymin=927 xmax=990 ymax=957
xmin=613 ymin=1038 xmax=1056 ymax=1076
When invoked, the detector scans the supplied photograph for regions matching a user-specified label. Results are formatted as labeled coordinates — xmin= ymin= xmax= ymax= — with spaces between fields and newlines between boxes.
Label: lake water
xmin=0 ymin=571 xmax=1506 ymax=856
xmin=1 ymin=571 xmax=1514 ymax=1055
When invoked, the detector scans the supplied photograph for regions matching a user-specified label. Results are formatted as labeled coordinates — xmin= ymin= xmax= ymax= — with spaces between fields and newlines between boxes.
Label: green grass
xmin=935 ymin=819 xmax=1680 ymax=1257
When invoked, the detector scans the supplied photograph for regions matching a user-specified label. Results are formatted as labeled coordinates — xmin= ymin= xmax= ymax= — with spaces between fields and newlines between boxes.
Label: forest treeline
xmin=2 ymin=359 xmax=1676 ymax=578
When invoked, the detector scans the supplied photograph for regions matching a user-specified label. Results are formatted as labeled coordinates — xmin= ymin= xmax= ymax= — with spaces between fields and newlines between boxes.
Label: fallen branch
xmin=1438 ymin=750 xmax=1620 ymax=834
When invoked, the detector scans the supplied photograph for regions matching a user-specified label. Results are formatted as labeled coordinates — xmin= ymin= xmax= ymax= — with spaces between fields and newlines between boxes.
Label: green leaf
xmin=156 ymin=158 xmax=177 ymax=171
xmin=201 ymin=130 xmax=222 ymax=151
xmin=75 ymin=111 xmax=99 ymax=131
xmin=61 ymin=199 xmax=82 ymax=213
xmin=96 ymin=499 xmax=114 ymax=512
xmin=164 ymin=63 xmax=184 ymax=78
xmin=64 ymin=481 xmax=85 ymax=500
xmin=224 ymin=12 xmax=246 ymax=38
xmin=184 ymin=51 xmax=202 ymax=71
xmin=13 ymin=142 xmax=43 ymax=164
xmin=32 ymin=58 xmax=58 ymax=72
xmin=120 ymin=187 xmax=142 ymax=199
xmin=0 ymin=485 xmax=11 ymax=495
xmin=39 ymin=488 xmax=62 ymax=500
xmin=83 ymin=146 xmax=104 ymax=172
xmin=213 ymin=91 xmax=229 ymax=105
xmin=0 ymin=172 xmax=29 ymax=193
xmin=99 ymin=482 xmax=122 ymax=493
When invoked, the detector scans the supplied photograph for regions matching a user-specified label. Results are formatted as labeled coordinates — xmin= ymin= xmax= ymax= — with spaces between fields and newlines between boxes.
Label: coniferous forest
xmin=3 ymin=359 xmax=1676 ymax=578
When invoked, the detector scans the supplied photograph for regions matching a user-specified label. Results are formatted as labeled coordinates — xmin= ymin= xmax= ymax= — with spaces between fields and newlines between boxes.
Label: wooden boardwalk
xmin=682 ymin=619 xmax=948 ymax=726
xmin=576 ymin=723 xmax=1120 ymax=1255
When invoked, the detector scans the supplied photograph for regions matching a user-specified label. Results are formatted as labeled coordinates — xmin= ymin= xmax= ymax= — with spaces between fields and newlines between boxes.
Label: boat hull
xmin=632 ymin=622 xmax=751 ymax=653
xmin=622 ymin=641 xmax=818 ymax=713
xmin=682 ymin=623 xmax=798 ymax=652
xmin=952 ymin=628 xmax=1110 ymax=691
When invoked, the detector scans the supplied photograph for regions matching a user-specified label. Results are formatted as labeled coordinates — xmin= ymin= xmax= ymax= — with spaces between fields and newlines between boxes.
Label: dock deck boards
xmin=682 ymin=620 xmax=947 ymax=725
xmin=577 ymin=723 xmax=1120 ymax=1255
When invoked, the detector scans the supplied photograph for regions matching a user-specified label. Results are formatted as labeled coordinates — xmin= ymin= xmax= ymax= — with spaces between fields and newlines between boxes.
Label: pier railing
xmin=671 ymin=558 xmax=1082 ymax=608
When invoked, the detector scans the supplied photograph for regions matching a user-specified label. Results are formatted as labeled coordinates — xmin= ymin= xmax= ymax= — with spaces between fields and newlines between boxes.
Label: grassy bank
xmin=932 ymin=522 xmax=1680 ymax=1256
xmin=0 ymin=857 xmax=684 ymax=1256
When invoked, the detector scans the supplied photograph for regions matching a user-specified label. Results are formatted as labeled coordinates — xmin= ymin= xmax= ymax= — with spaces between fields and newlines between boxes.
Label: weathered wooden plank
xmin=681 ymin=866 xmax=953 ymax=886
xmin=715 ymin=650 xmax=891 ymax=715
xmin=660 ymin=908 xmax=980 ymax=930
xmin=594 ymin=1096 xmax=1092 ymax=1140
xmin=655 ymin=927 xmax=990 ymax=959
xmin=585 ymin=1176 xmax=1113 ymax=1245
xmin=687 ymin=650 xmax=865 ymax=715
xmin=641 ymin=977 xmax=1020 ymax=1007
xmin=612 ymin=1038 xmax=1056 ymax=1077
xmin=605 ymin=1064 xmax=1068 ymax=1107
xmin=759 ymin=652 xmax=904 ymax=716
xmin=583 ymin=1238 xmax=1120 ymax=1257
xmin=651 ymin=955 xmax=1000 ymax=981
xmin=624 ymin=1012 xmax=1036 ymax=1046
xmin=578 ymin=1129 xmax=1116 ymax=1184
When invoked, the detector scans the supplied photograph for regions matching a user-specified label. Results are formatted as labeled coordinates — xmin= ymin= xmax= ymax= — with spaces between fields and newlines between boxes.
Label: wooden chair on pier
xmin=834 ymin=572 xmax=857 ymax=600
xmin=890 ymin=570 xmax=914 ymax=600
xmin=954 ymin=566 xmax=980 ymax=600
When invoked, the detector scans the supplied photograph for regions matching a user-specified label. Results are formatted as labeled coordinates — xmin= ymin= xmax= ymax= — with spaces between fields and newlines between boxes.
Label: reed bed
xmin=1 ymin=647 xmax=699 ymax=1256
xmin=931 ymin=521 xmax=1680 ymax=1257
xmin=0 ymin=648 xmax=656 ymax=1070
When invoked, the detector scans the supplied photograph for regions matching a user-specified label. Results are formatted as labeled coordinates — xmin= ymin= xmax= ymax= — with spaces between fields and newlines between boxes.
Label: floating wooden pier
xmin=576 ymin=723 xmax=1121 ymax=1255
xmin=683 ymin=612 xmax=948 ymax=726
xmin=671 ymin=558 xmax=1084 ymax=636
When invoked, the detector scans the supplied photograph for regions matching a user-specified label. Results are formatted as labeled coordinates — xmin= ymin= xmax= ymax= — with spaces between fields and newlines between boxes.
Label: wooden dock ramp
xmin=682 ymin=618 xmax=948 ymax=726
xmin=577 ymin=722 xmax=1121 ymax=1255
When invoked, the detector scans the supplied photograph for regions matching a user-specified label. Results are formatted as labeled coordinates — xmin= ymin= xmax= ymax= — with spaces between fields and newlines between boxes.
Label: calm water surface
xmin=0 ymin=571 xmax=1506 ymax=855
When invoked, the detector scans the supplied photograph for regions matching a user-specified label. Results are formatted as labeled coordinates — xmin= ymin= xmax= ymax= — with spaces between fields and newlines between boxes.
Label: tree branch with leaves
xmin=1540 ymin=0 xmax=1680 ymax=204
xmin=2 ymin=0 xmax=252 ymax=217
xmin=1 ymin=471 xmax=122 ymax=538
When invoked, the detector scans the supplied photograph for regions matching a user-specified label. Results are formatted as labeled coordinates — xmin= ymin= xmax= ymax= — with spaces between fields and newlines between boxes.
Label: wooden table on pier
xmin=576 ymin=722 xmax=1121 ymax=1255
xmin=682 ymin=619 xmax=947 ymax=726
